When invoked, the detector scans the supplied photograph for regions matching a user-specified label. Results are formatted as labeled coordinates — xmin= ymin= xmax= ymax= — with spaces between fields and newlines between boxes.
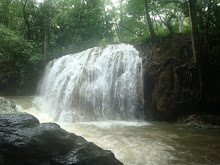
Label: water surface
xmin=9 ymin=96 xmax=220 ymax=165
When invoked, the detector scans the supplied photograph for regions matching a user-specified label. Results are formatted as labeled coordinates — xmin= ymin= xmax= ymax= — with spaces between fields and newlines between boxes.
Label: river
xmin=8 ymin=96 xmax=220 ymax=165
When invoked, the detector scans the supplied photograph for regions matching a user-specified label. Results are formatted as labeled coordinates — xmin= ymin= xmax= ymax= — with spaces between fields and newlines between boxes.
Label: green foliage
xmin=115 ymin=0 xmax=182 ymax=42
xmin=0 ymin=0 xmax=23 ymax=32
xmin=0 ymin=0 xmax=218 ymax=92
xmin=0 ymin=24 xmax=42 ymax=86
xmin=52 ymin=0 xmax=115 ymax=54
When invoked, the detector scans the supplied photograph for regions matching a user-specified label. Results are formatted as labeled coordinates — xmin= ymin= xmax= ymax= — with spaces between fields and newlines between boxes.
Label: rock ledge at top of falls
xmin=0 ymin=97 xmax=123 ymax=165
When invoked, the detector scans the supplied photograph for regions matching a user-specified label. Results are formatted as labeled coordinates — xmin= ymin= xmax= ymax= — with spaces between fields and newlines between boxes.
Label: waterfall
xmin=37 ymin=44 xmax=144 ymax=122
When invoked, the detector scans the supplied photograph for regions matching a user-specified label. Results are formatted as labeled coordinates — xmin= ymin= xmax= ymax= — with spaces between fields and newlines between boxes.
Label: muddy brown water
xmin=7 ymin=96 xmax=220 ymax=165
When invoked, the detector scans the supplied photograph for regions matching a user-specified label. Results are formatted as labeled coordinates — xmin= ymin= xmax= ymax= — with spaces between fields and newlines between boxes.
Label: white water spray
xmin=37 ymin=44 xmax=143 ymax=122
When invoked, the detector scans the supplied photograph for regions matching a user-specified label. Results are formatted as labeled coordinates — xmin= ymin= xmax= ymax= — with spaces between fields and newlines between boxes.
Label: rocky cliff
xmin=138 ymin=32 xmax=220 ymax=121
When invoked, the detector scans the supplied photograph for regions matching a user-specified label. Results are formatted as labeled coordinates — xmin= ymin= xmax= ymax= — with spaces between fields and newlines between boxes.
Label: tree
xmin=42 ymin=0 xmax=55 ymax=56
xmin=188 ymin=0 xmax=209 ymax=103
xmin=144 ymin=0 xmax=156 ymax=38
xmin=188 ymin=0 xmax=199 ymax=63
xmin=0 ymin=25 xmax=42 ymax=86
xmin=118 ymin=0 xmax=124 ymax=41
xmin=22 ymin=0 xmax=31 ymax=40
xmin=53 ymin=0 xmax=114 ymax=54
xmin=122 ymin=0 xmax=186 ymax=39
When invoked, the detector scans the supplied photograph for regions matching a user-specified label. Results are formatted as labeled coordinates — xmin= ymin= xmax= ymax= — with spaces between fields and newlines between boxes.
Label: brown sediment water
xmin=9 ymin=96 xmax=220 ymax=165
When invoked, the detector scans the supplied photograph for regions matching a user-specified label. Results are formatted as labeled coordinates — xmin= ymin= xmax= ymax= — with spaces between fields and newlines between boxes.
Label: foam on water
xmin=59 ymin=121 xmax=176 ymax=165
xmin=65 ymin=120 xmax=152 ymax=128
xmin=10 ymin=97 xmax=220 ymax=165
xmin=16 ymin=104 xmax=53 ymax=123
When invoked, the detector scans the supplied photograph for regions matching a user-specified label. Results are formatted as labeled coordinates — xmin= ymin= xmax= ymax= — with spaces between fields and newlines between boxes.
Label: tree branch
xmin=154 ymin=8 xmax=175 ymax=34
xmin=22 ymin=0 xmax=31 ymax=40
xmin=114 ymin=23 xmax=143 ymax=36
xmin=144 ymin=0 xmax=156 ymax=38
xmin=165 ymin=1 xmax=184 ymax=5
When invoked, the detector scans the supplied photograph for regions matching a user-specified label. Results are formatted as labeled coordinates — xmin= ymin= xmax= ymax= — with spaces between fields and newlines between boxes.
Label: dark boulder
xmin=0 ymin=113 xmax=123 ymax=165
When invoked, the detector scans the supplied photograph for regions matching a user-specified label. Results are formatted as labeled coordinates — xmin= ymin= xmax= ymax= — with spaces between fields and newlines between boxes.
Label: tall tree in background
xmin=42 ymin=0 xmax=55 ymax=56
xmin=188 ymin=0 xmax=199 ymax=63
xmin=188 ymin=0 xmax=207 ymax=103
xmin=144 ymin=0 xmax=155 ymax=38
xmin=118 ymin=0 xmax=124 ymax=41
xmin=22 ymin=0 xmax=31 ymax=40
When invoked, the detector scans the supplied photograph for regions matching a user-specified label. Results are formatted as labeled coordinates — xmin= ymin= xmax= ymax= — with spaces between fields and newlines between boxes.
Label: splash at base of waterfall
xmin=37 ymin=44 xmax=144 ymax=122
xmin=14 ymin=96 xmax=220 ymax=165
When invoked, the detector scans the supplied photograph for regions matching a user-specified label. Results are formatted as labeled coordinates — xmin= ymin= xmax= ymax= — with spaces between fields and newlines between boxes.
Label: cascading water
xmin=37 ymin=44 xmax=144 ymax=122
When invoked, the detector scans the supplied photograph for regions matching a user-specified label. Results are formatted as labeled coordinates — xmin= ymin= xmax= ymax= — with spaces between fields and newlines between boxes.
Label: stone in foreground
xmin=0 ymin=113 xmax=123 ymax=165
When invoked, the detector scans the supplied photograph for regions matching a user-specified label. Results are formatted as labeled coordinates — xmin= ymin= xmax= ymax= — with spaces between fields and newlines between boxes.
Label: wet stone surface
xmin=0 ymin=97 xmax=123 ymax=165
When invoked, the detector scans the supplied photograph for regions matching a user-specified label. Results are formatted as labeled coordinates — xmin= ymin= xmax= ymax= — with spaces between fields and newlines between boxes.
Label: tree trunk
xmin=166 ymin=14 xmax=175 ymax=34
xmin=23 ymin=0 xmax=31 ymax=40
xmin=177 ymin=3 xmax=184 ymax=32
xmin=48 ymin=17 xmax=52 ymax=56
xmin=215 ymin=2 xmax=220 ymax=28
xmin=156 ymin=11 xmax=174 ymax=35
xmin=119 ymin=0 xmax=123 ymax=41
xmin=201 ymin=0 xmax=212 ymax=103
xmin=188 ymin=0 xmax=206 ymax=103
xmin=154 ymin=16 xmax=158 ymax=31
xmin=144 ymin=0 xmax=155 ymax=38
xmin=117 ymin=23 xmax=143 ymax=36
xmin=198 ymin=8 xmax=205 ymax=32
xmin=205 ymin=0 xmax=212 ymax=42
xmin=188 ymin=0 xmax=199 ymax=63
xmin=44 ymin=11 xmax=48 ymax=56
xmin=75 ymin=2 xmax=82 ymax=40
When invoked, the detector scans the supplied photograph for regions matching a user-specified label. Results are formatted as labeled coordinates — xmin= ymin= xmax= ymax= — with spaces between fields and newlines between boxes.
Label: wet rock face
xmin=0 ymin=113 xmax=123 ymax=165
xmin=141 ymin=32 xmax=219 ymax=121
xmin=143 ymin=63 xmax=181 ymax=121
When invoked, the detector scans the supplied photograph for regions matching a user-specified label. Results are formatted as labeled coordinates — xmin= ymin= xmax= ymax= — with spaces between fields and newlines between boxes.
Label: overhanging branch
xmin=165 ymin=1 xmax=184 ymax=5
xmin=114 ymin=23 xmax=143 ymax=36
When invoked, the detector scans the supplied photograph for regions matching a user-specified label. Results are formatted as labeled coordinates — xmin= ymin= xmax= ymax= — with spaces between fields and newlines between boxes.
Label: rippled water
xmin=8 ymin=97 xmax=220 ymax=165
